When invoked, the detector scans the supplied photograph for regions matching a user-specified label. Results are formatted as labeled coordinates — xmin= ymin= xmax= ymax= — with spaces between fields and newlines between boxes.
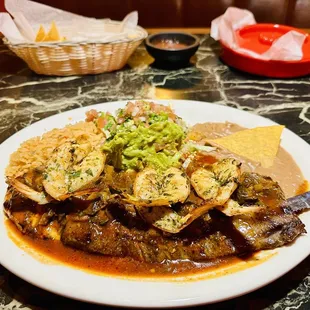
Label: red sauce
xmin=6 ymin=220 xmax=270 ymax=279
xmin=153 ymin=40 xmax=188 ymax=50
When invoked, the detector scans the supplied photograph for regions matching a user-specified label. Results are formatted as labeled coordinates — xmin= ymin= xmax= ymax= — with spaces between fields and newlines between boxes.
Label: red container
xmin=220 ymin=24 xmax=310 ymax=78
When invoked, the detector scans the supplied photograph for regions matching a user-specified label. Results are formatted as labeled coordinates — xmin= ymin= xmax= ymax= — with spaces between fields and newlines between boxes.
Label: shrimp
xmin=42 ymin=140 xmax=106 ymax=201
xmin=137 ymin=205 xmax=191 ymax=233
xmin=124 ymin=167 xmax=190 ymax=207
xmin=137 ymin=194 xmax=217 ymax=234
xmin=217 ymin=199 xmax=262 ymax=216
xmin=7 ymin=178 xmax=53 ymax=204
xmin=191 ymin=158 xmax=241 ymax=205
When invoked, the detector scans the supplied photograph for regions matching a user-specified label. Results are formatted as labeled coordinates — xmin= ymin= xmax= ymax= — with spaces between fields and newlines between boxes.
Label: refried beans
xmin=190 ymin=122 xmax=304 ymax=198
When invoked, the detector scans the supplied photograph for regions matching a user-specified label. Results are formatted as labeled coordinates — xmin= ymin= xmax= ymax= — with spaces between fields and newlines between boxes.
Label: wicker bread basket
xmin=3 ymin=24 xmax=147 ymax=76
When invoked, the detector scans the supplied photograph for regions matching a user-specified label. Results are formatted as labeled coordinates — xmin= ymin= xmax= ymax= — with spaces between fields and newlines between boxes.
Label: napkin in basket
xmin=210 ymin=7 xmax=307 ymax=61
xmin=0 ymin=0 xmax=140 ymax=44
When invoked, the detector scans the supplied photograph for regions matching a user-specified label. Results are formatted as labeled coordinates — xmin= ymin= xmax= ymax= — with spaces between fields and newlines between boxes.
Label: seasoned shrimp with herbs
xmin=125 ymin=167 xmax=190 ymax=207
xmin=136 ymin=159 xmax=241 ymax=233
xmin=7 ymin=178 xmax=53 ymax=205
xmin=43 ymin=139 xmax=106 ymax=200
xmin=191 ymin=158 xmax=241 ymax=205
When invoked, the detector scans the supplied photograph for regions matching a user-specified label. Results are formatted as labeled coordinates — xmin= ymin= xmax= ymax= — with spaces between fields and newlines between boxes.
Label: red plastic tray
xmin=220 ymin=24 xmax=310 ymax=78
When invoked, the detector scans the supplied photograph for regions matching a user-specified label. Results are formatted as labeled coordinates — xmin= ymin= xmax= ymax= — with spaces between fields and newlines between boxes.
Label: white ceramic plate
xmin=1 ymin=100 xmax=310 ymax=308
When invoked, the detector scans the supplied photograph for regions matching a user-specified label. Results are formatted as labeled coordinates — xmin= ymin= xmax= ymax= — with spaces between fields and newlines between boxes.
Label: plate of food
xmin=0 ymin=100 xmax=309 ymax=308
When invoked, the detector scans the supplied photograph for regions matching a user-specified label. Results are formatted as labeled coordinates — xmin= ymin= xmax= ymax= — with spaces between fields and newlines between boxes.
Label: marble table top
xmin=1 ymin=35 xmax=310 ymax=310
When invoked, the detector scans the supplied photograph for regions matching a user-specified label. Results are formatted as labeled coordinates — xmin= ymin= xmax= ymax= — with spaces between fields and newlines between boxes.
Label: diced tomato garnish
xmin=97 ymin=117 xmax=107 ymax=128
xmin=85 ymin=109 xmax=99 ymax=122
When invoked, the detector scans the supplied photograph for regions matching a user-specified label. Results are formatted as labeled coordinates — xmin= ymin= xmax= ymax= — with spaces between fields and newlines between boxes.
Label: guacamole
xmin=102 ymin=120 xmax=185 ymax=171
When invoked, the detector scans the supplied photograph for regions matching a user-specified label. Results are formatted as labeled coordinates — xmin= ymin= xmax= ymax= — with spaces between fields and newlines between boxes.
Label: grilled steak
xmin=61 ymin=204 xmax=305 ymax=263
xmin=3 ymin=176 xmax=308 ymax=263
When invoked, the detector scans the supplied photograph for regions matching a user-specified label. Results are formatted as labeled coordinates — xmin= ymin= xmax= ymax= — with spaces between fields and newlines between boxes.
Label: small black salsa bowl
xmin=145 ymin=32 xmax=200 ymax=68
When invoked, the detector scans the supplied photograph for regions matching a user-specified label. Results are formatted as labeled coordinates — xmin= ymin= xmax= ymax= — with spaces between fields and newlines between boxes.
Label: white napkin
xmin=10 ymin=11 xmax=36 ymax=41
xmin=0 ymin=0 xmax=141 ymax=44
xmin=5 ymin=0 xmax=96 ymax=25
xmin=0 ymin=13 xmax=24 ymax=43
xmin=211 ymin=7 xmax=307 ymax=61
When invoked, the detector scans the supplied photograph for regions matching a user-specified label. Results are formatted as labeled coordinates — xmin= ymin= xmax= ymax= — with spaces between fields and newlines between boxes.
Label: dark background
xmin=1 ymin=0 xmax=310 ymax=28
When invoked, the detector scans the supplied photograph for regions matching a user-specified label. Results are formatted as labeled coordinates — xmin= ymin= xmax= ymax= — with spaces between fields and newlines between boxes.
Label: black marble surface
xmin=1 ymin=35 xmax=310 ymax=310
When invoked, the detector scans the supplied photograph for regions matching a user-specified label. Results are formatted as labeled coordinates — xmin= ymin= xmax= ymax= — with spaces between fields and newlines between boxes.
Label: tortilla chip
xmin=209 ymin=125 xmax=284 ymax=168
xmin=35 ymin=25 xmax=46 ymax=42
xmin=44 ymin=21 xmax=61 ymax=41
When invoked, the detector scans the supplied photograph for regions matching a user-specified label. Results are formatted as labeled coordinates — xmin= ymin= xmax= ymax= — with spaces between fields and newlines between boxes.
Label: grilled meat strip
xmin=236 ymin=172 xmax=285 ymax=208
xmin=61 ymin=203 xmax=306 ymax=263
xmin=3 ymin=186 xmax=65 ymax=240
xmin=3 ymin=170 xmax=308 ymax=263
xmin=3 ymin=186 xmax=97 ymax=240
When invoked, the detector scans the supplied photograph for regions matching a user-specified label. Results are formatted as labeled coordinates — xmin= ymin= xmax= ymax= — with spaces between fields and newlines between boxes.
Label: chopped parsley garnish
xmin=86 ymin=168 xmax=94 ymax=176
xmin=69 ymin=170 xmax=81 ymax=178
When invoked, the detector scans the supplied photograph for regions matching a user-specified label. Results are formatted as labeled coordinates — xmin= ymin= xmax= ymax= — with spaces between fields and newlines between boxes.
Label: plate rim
xmin=1 ymin=99 xmax=310 ymax=308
